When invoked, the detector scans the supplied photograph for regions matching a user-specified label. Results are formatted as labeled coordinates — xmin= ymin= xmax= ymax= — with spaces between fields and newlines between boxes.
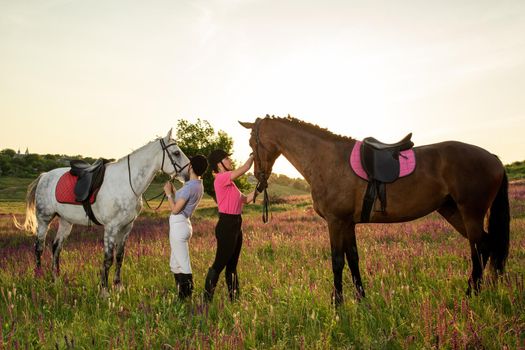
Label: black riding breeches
xmin=211 ymin=213 xmax=243 ymax=275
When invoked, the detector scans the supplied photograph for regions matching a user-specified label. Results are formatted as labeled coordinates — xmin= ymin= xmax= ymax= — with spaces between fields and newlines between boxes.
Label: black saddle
xmin=70 ymin=158 xmax=105 ymax=176
xmin=69 ymin=158 xmax=109 ymax=225
xmin=362 ymin=133 xmax=413 ymax=151
xmin=361 ymin=133 xmax=413 ymax=183
xmin=360 ymin=133 xmax=414 ymax=222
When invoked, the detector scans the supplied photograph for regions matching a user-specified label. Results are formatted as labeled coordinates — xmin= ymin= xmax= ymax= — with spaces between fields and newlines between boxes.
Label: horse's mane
xmin=265 ymin=115 xmax=354 ymax=142
xmin=114 ymin=137 xmax=162 ymax=163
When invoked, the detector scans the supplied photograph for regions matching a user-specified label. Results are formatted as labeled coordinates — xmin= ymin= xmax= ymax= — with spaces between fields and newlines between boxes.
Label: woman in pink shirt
xmin=203 ymin=149 xmax=257 ymax=302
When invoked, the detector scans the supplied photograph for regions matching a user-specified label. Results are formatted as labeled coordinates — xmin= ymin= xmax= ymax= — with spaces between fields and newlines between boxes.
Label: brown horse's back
xmin=422 ymin=141 xmax=504 ymax=208
xmin=362 ymin=141 xmax=505 ymax=223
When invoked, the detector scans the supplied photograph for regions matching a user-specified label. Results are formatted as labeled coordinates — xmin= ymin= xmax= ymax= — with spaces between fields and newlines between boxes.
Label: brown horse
xmin=240 ymin=116 xmax=510 ymax=305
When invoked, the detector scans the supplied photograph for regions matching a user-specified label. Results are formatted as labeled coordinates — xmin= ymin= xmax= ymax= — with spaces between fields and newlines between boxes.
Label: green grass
xmin=265 ymin=183 xmax=309 ymax=197
xmin=0 ymin=177 xmax=34 ymax=202
xmin=1 ymin=182 xmax=524 ymax=349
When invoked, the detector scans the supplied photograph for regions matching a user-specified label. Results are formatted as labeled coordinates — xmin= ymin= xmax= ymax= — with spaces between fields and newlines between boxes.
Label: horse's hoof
xmin=355 ymin=286 xmax=366 ymax=302
xmin=331 ymin=291 xmax=344 ymax=307
xmin=52 ymin=272 xmax=60 ymax=282
xmin=100 ymin=288 xmax=110 ymax=299
xmin=466 ymin=282 xmax=480 ymax=297
xmin=113 ymin=283 xmax=125 ymax=293
xmin=34 ymin=267 xmax=44 ymax=278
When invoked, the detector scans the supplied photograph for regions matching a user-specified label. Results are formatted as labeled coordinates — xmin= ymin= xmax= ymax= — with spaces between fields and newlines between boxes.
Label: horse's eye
xmin=174 ymin=150 xmax=181 ymax=157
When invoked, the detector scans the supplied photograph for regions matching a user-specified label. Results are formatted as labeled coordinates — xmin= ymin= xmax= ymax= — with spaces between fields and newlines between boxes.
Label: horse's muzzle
xmin=256 ymin=172 xmax=268 ymax=192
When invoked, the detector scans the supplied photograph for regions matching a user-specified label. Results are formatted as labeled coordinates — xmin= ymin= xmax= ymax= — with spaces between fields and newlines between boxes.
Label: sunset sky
xmin=1 ymin=0 xmax=524 ymax=178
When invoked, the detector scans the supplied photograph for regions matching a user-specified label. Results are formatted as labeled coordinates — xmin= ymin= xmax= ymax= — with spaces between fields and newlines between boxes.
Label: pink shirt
xmin=214 ymin=171 xmax=244 ymax=215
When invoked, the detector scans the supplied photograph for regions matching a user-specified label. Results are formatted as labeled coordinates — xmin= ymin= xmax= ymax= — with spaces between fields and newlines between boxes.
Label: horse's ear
xmin=166 ymin=128 xmax=173 ymax=139
xmin=239 ymin=121 xmax=254 ymax=129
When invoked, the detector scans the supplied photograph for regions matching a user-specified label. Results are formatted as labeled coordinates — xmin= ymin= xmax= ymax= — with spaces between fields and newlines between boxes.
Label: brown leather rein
xmin=253 ymin=122 xmax=270 ymax=223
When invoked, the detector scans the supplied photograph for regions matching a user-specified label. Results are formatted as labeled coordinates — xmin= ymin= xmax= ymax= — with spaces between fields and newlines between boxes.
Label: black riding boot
xmin=173 ymin=273 xmax=183 ymax=298
xmin=179 ymin=273 xmax=193 ymax=300
xmin=225 ymin=270 xmax=240 ymax=301
xmin=203 ymin=267 xmax=219 ymax=302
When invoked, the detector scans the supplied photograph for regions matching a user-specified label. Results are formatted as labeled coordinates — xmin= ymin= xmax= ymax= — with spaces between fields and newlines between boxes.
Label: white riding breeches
xmin=169 ymin=214 xmax=193 ymax=274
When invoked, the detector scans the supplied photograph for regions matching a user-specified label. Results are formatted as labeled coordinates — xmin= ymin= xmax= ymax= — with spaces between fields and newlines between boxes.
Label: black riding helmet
xmin=208 ymin=149 xmax=231 ymax=173
xmin=190 ymin=155 xmax=208 ymax=176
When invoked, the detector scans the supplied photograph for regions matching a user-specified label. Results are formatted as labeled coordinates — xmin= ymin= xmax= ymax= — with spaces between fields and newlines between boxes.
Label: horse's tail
xmin=488 ymin=171 xmax=510 ymax=275
xmin=12 ymin=174 xmax=43 ymax=234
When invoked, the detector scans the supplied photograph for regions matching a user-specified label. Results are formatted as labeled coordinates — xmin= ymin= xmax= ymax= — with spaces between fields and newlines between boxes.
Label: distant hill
xmin=0 ymin=177 xmax=34 ymax=202
xmin=507 ymin=160 xmax=525 ymax=180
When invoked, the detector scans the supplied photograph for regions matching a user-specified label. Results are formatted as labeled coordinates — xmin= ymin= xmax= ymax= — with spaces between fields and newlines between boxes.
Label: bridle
xmin=253 ymin=121 xmax=270 ymax=223
xmin=159 ymin=138 xmax=190 ymax=175
xmin=127 ymin=138 xmax=189 ymax=210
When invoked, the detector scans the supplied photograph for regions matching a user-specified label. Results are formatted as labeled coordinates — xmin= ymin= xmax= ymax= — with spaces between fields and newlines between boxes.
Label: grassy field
xmin=0 ymin=181 xmax=523 ymax=349
xmin=0 ymin=177 xmax=34 ymax=202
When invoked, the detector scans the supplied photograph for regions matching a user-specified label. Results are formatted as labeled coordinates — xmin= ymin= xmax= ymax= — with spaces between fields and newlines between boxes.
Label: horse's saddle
xmin=69 ymin=158 xmax=109 ymax=225
xmin=361 ymin=133 xmax=414 ymax=183
xmin=355 ymin=133 xmax=415 ymax=223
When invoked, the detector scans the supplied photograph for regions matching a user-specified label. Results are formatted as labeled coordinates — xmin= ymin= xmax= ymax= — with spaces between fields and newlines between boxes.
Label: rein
xmin=128 ymin=138 xmax=189 ymax=210
xmin=256 ymin=183 xmax=270 ymax=223
xmin=253 ymin=121 xmax=271 ymax=223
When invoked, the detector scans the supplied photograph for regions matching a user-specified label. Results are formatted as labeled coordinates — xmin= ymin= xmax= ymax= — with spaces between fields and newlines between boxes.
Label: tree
xmin=175 ymin=119 xmax=252 ymax=199
xmin=1 ymin=149 xmax=16 ymax=157
xmin=0 ymin=148 xmax=113 ymax=178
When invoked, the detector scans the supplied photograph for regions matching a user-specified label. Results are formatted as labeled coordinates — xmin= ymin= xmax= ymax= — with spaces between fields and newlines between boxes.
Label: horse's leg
xmin=467 ymin=238 xmax=491 ymax=296
xmin=113 ymin=222 xmax=134 ymax=288
xmin=51 ymin=218 xmax=73 ymax=279
xmin=459 ymin=208 xmax=490 ymax=296
xmin=344 ymin=223 xmax=365 ymax=300
xmin=35 ymin=215 xmax=53 ymax=273
xmin=100 ymin=227 xmax=117 ymax=298
xmin=440 ymin=201 xmax=490 ymax=295
xmin=327 ymin=217 xmax=346 ymax=306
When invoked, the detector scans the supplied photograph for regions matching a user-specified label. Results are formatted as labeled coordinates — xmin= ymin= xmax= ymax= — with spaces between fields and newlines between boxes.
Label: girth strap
xmin=82 ymin=201 xmax=102 ymax=225
xmin=361 ymin=180 xmax=387 ymax=223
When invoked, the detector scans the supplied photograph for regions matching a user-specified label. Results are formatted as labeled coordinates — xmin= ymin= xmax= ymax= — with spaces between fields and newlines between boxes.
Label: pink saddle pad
xmin=350 ymin=141 xmax=416 ymax=181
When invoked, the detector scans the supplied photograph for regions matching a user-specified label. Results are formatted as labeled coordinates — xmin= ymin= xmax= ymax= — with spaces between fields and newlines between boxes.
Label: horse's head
xmin=239 ymin=116 xmax=281 ymax=191
xmin=161 ymin=128 xmax=191 ymax=181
